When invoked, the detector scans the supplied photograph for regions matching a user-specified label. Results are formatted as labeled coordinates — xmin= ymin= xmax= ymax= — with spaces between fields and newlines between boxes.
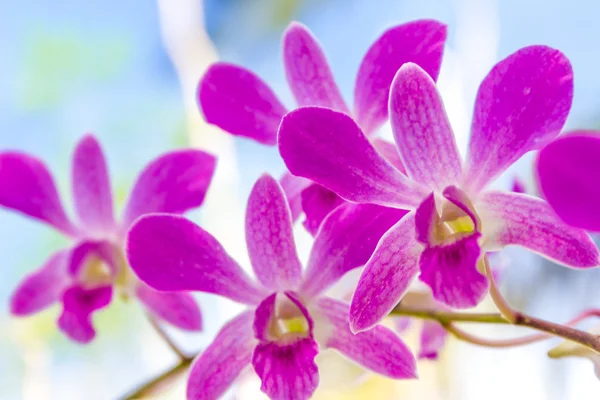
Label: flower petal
xmin=478 ymin=191 xmax=599 ymax=268
xmin=279 ymin=107 xmax=427 ymax=208
xmin=350 ymin=213 xmax=421 ymax=333
xmin=71 ymin=135 xmax=115 ymax=235
xmin=317 ymin=297 xmax=417 ymax=379
xmin=67 ymin=240 xmax=119 ymax=279
xmin=127 ymin=214 xmax=266 ymax=305
xmin=464 ymin=46 xmax=573 ymax=193
xmin=187 ymin=311 xmax=256 ymax=400
xmin=371 ymin=138 xmax=406 ymax=174
xmin=136 ymin=283 xmax=202 ymax=331
xmin=301 ymin=203 xmax=407 ymax=297
xmin=279 ymin=172 xmax=312 ymax=222
xmin=354 ymin=19 xmax=447 ymax=135
xmin=58 ymin=285 xmax=112 ymax=343
xmin=300 ymin=183 xmax=345 ymax=236
xmin=390 ymin=63 xmax=462 ymax=191
xmin=246 ymin=175 xmax=303 ymax=290
xmin=198 ymin=62 xmax=287 ymax=145
xmin=10 ymin=250 xmax=70 ymax=316
xmin=418 ymin=320 xmax=448 ymax=360
xmin=254 ymin=292 xmax=314 ymax=341
xmin=121 ymin=149 xmax=216 ymax=229
xmin=283 ymin=22 xmax=348 ymax=113
xmin=0 ymin=152 xmax=76 ymax=235
xmin=536 ymin=132 xmax=600 ymax=231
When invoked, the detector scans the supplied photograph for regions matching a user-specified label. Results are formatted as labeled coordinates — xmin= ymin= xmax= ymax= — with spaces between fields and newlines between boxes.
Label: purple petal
xmin=136 ymin=283 xmax=202 ymax=331
xmin=414 ymin=193 xmax=440 ymax=244
xmin=121 ymin=149 xmax=216 ymax=230
xmin=10 ymin=250 xmax=70 ymax=316
xmin=511 ymin=176 xmax=526 ymax=194
xmin=127 ymin=214 xmax=266 ymax=305
xmin=464 ymin=46 xmax=573 ymax=193
xmin=390 ymin=64 xmax=462 ymax=191
xmin=187 ymin=311 xmax=256 ymax=399
xmin=279 ymin=172 xmax=312 ymax=222
xmin=371 ymin=138 xmax=406 ymax=174
xmin=354 ymin=19 xmax=447 ymax=135
xmin=71 ymin=135 xmax=115 ymax=235
xmin=301 ymin=203 xmax=407 ymax=297
xmin=253 ymin=292 xmax=314 ymax=341
xmin=418 ymin=321 xmax=448 ymax=360
xmin=478 ymin=191 xmax=599 ymax=268
xmin=300 ymin=183 xmax=345 ymax=236
xmin=283 ymin=22 xmax=348 ymax=113
xmin=536 ymin=132 xmax=600 ymax=231
xmin=317 ymin=297 xmax=417 ymax=379
xmin=0 ymin=152 xmax=76 ymax=235
xmin=350 ymin=213 xmax=420 ymax=333
xmin=246 ymin=175 xmax=303 ymax=290
xmin=67 ymin=240 xmax=119 ymax=279
xmin=198 ymin=62 xmax=287 ymax=145
xmin=279 ymin=107 xmax=427 ymax=208
xmin=253 ymin=293 xmax=277 ymax=341
xmin=58 ymin=285 xmax=112 ymax=343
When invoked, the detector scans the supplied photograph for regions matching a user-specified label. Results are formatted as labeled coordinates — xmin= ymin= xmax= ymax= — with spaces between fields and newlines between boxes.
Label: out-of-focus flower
xmin=278 ymin=45 xmax=599 ymax=332
xmin=536 ymin=131 xmax=600 ymax=232
xmin=1 ymin=135 xmax=216 ymax=343
xmin=127 ymin=174 xmax=413 ymax=400
xmin=547 ymin=326 xmax=600 ymax=379
xmin=199 ymin=19 xmax=447 ymax=234
xmin=511 ymin=176 xmax=526 ymax=194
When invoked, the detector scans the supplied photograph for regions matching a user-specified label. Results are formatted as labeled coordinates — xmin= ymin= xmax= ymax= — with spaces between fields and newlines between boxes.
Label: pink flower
xmin=1 ymin=135 xmax=216 ymax=343
xmin=278 ymin=45 xmax=600 ymax=333
xmin=127 ymin=174 xmax=414 ymax=400
xmin=199 ymin=20 xmax=447 ymax=234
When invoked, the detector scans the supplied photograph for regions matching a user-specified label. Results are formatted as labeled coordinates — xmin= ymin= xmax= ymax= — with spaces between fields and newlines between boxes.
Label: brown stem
xmin=119 ymin=357 xmax=194 ymax=400
xmin=147 ymin=314 xmax=188 ymax=360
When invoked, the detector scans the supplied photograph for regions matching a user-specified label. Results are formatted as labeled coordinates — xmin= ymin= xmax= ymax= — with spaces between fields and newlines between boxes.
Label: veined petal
xmin=127 ymin=214 xmax=266 ymax=305
xmin=198 ymin=62 xmax=287 ymax=145
xmin=371 ymin=138 xmax=407 ymax=174
xmin=279 ymin=107 xmax=427 ymax=208
xmin=10 ymin=250 xmax=70 ymax=316
xmin=0 ymin=152 xmax=76 ymax=235
xmin=283 ymin=22 xmax=348 ymax=113
xmin=300 ymin=183 xmax=345 ymax=236
xmin=317 ymin=297 xmax=417 ymax=379
xmin=418 ymin=320 xmax=448 ymax=360
xmin=301 ymin=203 xmax=407 ymax=297
xmin=536 ymin=132 xmax=600 ymax=231
xmin=390 ymin=64 xmax=462 ymax=191
xmin=350 ymin=213 xmax=421 ymax=333
xmin=187 ymin=311 xmax=256 ymax=400
xmin=354 ymin=19 xmax=447 ymax=135
xmin=246 ymin=175 xmax=303 ymax=291
xmin=58 ymin=285 xmax=112 ymax=343
xmin=71 ymin=135 xmax=115 ymax=235
xmin=279 ymin=172 xmax=312 ymax=222
xmin=478 ymin=191 xmax=599 ymax=268
xmin=136 ymin=283 xmax=202 ymax=331
xmin=464 ymin=46 xmax=573 ymax=194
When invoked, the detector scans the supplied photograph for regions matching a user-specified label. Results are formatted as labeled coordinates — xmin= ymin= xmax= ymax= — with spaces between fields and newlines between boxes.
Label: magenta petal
xmin=246 ymin=175 xmax=303 ymax=290
xmin=283 ymin=22 xmax=349 ymax=113
xmin=464 ymin=46 xmax=573 ymax=193
xmin=0 ymin=152 xmax=76 ymax=235
xmin=318 ymin=297 xmax=417 ymax=379
xmin=187 ymin=311 xmax=256 ymax=400
xmin=279 ymin=172 xmax=312 ymax=222
xmin=198 ymin=62 xmax=287 ymax=146
xmin=10 ymin=250 xmax=70 ymax=316
xmin=67 ymin=240 xmax=119 ymax=278
xmin=418 ymin=320 xmax=448 ymax=360
xmin=300 ymin=183 xmax=345 ymax=236
xmin=71 ymin=135 xmax=115 ymax=235
xmin=371 ymin=138 xmax=407 ymax=174
xmin=58 ymin=285 xmax=112 ymax=343
xmin=127 ymin=214 xmax=266 ymax=305
xmin=390 ymin=64 xmax=462 ymax=191
xmin=536 ymin=132 xmax=600 ymax=231
xmin=354 ymin=19 xmax=447 ymax=135
xmin=350 ymin=213 xmax=420 ymax=333
xmin=121 ymin=149 xmax=216 ymax=229
xmin=136 ymin=283 xmax=202 ymax=331
xmin=479 ymin=191 xmax=599 ymax=268
xmin=279 ymin=107 xmax=427 ymax=208
xmin=301 ymin=203 xmax=407 ymax=297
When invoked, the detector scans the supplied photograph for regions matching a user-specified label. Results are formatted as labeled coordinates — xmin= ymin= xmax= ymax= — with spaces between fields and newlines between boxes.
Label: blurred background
xmin=1 ymin=0 xmax=600 ymax=398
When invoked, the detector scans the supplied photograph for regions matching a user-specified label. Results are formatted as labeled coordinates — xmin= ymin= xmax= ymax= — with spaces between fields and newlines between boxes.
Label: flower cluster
xmin=3 ymin=17 xmax=600 ymax=400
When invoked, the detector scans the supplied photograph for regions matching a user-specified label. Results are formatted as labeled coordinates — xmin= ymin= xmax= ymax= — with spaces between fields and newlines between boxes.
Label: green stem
xmin=119 ymin=357 xmax=193 ymax=400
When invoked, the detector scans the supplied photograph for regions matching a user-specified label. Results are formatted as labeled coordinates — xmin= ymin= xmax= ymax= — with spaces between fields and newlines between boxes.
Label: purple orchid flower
xmin=1 ymin=135 xmax=216 ymax=343
xmin=278 ymin=45 xmax=600 ymax=332
xmin=536 ymin=131 xmax=600 ymax=232
xmin=127 ymin=174 xmax=414 ymax=400
xmin=199 ymin=19 xmax=447 ymax=234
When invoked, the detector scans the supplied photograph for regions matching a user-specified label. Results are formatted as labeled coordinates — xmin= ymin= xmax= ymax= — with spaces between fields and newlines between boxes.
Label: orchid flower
xmin=1 ymin=135 xmax=216 ymax=343
xmin=127 ymin=174 xmax=414 ymax=400
xmin=199 ymin=19 xmax=447 ymax=234
xmin=536 ymin=131 xmax=600 ymax=232
xmin=278 ymin=45 xmax=600 ymax=332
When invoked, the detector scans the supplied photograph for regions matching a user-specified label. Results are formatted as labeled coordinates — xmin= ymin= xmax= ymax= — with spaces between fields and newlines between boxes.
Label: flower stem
xmin=119 ymin=357 xmax=194 ymax=399
xmin=147 ymin=314 xmax=188 ymax=360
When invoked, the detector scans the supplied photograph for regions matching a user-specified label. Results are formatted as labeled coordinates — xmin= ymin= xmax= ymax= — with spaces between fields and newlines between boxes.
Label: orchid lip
xmin=265 ymin=293 xmax=311 ymax=343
